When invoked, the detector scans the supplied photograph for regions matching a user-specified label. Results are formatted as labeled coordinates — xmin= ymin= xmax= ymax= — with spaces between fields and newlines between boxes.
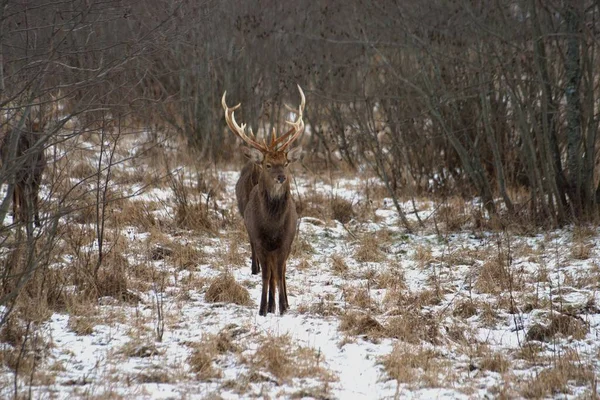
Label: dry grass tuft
xmin=354 ymin=235 xmax=385 ymax=263
xmin=475 ymin=253 xmax=522 ymax=294
xmin=381 ymin=343 xmax=449 ymax=387
xmin=223 ymin=235 xmax=246 ymax=267
xmin=188 ymin=346 xmax=222 ymax=381
xmin=291 ymin=236 xmax=314 ymax=257
xmin=571 ymin=241 xmax=593 ymax=260
xmin=330 ymin=255 xmax=349 ymax=276
xmin=205 ymin=273 xmax=251 ymax=306
xmin=330 ymin=197 xmax=354 ymax=223
xmin=372 ymin=266 xmax=406 ymax=291
xmin=67 ymin=315 xmax=97 ymax=336
xmin=519 ymin=350 xmax=594 ymax=398
xmin=114 ymin=199 xmax=157 ymax=230
xmin=339 ymin=311 xmax=385 ymax=338
xmin=385 ymin=311 xmax=440 ymax=344
xmin=413 ymin=244 xmax=433 ymax=265
xmin=526 ymin=313 xmax=588 ymax=342
xmin=175 ymin=202 xmax=213 ymax=231
xmin=452 ymin=299 xmax=478 ymax=319
xmin=437 ymin=201 xmax=468 ymax=232
xmin=344 ymin=286 xmax=378 ymax=312
xmin=297 ymin=192 xmax=329 ymax=220
xmin=480 ymin=352 xmax=510 ymax=373
xmin=188 ymin=327 xmax=245 ymax=381
xmin=249 ymin=334 xmax=335 ymax=384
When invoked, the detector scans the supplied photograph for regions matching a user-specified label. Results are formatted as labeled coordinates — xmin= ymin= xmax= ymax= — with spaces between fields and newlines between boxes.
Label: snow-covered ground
xmin=0 ymin=133 xmax=599 ymax=399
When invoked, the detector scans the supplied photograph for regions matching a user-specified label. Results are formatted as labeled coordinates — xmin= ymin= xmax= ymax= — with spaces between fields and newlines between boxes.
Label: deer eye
xmin=265 ymin=163 xmax=272 ymax=169
xmin=284 ymin=162 xmax=289 ymax=167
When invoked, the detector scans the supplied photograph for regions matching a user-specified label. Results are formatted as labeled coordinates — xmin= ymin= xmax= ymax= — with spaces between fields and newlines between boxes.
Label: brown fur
xmin=235 ymin=161 xmax=261 ymax=274
xmin=241 ymin=150 xmax=299 ymax=315
xmin=223 ymin=86 xmax=305 ymax=315
xmin=0 ymin=120 xmax=46 ymax=228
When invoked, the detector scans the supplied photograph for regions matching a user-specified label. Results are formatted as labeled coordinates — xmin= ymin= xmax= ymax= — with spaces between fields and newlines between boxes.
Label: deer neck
xmin=258 ymin=176 xmax=290 ymax=218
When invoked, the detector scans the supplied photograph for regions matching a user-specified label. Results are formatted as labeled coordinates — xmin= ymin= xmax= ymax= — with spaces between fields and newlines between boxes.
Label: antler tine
xmin=276 ymin=84 xmax=305 ymax=151
xmin=222 ymin=91 xmax=267 ymax=152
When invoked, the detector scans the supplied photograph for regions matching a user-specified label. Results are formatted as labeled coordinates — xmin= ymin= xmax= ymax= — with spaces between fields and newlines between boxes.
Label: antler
xmin=222 ymin=85 xmax=305 ymax=152
xmin=222 ymin=92 xmax=268 ymax=152
xmin=274 ymin=85 xmax=305 ymax=151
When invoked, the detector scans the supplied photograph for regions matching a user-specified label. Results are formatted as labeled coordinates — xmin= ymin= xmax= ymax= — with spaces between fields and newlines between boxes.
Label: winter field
xmin=0 ymin=131 xmax=599 ymax=400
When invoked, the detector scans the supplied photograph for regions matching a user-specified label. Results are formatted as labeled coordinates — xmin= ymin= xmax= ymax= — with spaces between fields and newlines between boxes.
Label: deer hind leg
xmin=12 ymin=185 xmax=22 ymax=224
xmin=32 ymin=181 xmax=41 ymax=227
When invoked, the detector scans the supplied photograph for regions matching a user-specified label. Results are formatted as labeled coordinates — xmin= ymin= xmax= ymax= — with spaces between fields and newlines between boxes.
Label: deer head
xmin=222 ymin=85 xmax=305 ymax=197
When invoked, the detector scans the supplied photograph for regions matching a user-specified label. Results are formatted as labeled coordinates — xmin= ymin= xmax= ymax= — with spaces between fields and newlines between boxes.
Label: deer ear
xmin=242 ymin=147 xmax=264 ymax=164
xmin=286 ymin=146 xmax=303 ymax=163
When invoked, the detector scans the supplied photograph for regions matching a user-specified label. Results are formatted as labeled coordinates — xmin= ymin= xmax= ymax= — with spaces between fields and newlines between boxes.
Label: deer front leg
xmin=259 ymin=256 xmax=270 ymax=316
xmin=282 ymin=261 xmax=289 ymax=311
xmin=250 ymin=243 xmax=260 ymax=275
xmin=267 ymin=269 xmax=277 ymax=314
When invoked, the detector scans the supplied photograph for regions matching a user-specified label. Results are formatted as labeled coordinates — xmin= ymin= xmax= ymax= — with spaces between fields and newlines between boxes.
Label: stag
xmin=222 ymin=85 xmax=305 ymax=315
xmin=0 ymin=118 xmax=46 ymax=229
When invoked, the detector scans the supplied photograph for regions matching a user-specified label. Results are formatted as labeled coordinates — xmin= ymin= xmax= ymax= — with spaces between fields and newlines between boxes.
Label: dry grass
xmin=330 ymin=255 xmax=349 ymax=276
xmin=381 ymin=344 xmax=451 ymax=388
xmin=452 ymin=299 xmax=478 ymax=319
xmin=475 ymin=252 xmax=523 ymax=294
xmin=175 ymin=202 xmax=213 ymax=231
xmin=571 ymin=242 xmax=593 ymax=260
xmin=385 ymin=311 xmax=440 ymax=344
xmin=413 ymin=244 xmax=433 ymax=266
xmin=519 ymin=350 xmax=595 ymax=398
xmin=480 ymin=352 xmax=510 ymax=373
xmin=113 ymin=199 xmax=157 ymax=230
xmin=436 ymin=201 xmax=468 ymax=232
xmin=291 ymin=236 xmax=314 ymax=257
xmin=330 ymin=197 xmax=354 ymax=223
xmin=248 ymin=334 xmax=335 ymax=385
xmin=188 ymin=326 xmax=245 ymax=381
xmin=204 ymin=273 xmax=252 ymax=306
xmin=526 ymin=313 xmax=589 ymax=342
xmin=344 ymin=286 xmax=378 ymax=312
xmin=354 ymin=235 xmax=385 ymax=263
xmin=339 ymin=311 xmax=385 ymax=338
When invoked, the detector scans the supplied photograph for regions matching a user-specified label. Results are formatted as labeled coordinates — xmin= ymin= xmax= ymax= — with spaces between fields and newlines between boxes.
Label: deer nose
xmin=276 ymin=174 xmax=287 ymax=184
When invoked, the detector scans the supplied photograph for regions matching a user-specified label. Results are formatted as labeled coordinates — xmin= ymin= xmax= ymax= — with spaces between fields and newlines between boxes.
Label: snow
xmin=1 ymin=135 xmax=599 ymax=399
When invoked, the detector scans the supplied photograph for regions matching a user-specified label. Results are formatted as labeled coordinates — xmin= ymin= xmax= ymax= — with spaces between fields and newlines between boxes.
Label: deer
xmin=222 ymin=85 xmax=305 ymax=315
xmin=0 ymin=117 xmax=46 ymax=230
